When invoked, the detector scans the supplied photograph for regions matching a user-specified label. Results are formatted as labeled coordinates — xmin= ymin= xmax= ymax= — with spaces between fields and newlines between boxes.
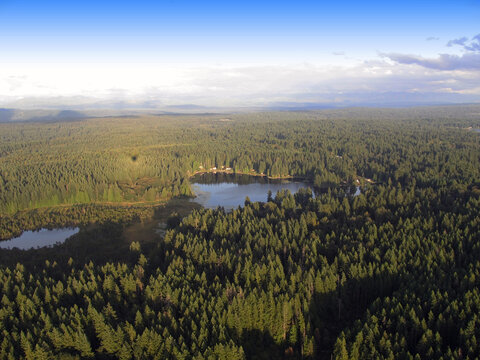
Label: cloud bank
xmin=1 ymin=34 xmax=480 ymax=108
xmin=382 ymin=53 xmax=480 ymax=71
xmin=384 ymin=34 xmax=480 ymax=72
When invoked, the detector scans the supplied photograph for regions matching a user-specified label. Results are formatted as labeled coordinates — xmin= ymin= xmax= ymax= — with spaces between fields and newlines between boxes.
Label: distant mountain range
xmin=1 ymin=90 xmax=480 ymax=119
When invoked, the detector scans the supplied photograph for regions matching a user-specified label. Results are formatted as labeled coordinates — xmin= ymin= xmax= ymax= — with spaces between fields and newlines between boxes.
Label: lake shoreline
xmin=189 ymin=173 xmax=315 ymax=210
xmin=1 ymin=171 xmax=364 ymax=243
xmin=0 ymin=197 xmax=199 ymax=245
xmin=0 ymin=227 xmax=80 ymax=250
xmin=189 ymin=169 xmax=307 ymax=181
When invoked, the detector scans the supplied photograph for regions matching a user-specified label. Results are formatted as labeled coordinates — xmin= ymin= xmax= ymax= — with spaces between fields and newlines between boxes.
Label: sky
xmin=0 ymin=0 xmax=479 ymax=108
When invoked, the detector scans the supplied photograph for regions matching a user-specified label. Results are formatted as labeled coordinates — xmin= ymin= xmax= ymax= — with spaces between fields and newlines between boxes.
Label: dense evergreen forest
xmin=1 ymin=106 xmax=479 ymax=216
xmin=1 ymin=106 xmax=480 ymax=359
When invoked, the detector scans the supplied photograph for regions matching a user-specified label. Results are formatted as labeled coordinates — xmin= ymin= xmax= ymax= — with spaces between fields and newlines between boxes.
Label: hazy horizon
xmin=1 ymin=0 xmax=479 ymax=108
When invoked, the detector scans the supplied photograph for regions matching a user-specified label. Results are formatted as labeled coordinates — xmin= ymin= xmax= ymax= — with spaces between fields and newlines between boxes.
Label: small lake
xmin=0 ymin=228 xmax=79 ymax=250
xmin=190 ymin=173 xmax=313 ymax=210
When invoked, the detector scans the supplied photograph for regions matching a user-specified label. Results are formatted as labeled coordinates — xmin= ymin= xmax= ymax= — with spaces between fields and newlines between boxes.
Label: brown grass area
xmin=123 ymin=198 xmax=201 ymax=244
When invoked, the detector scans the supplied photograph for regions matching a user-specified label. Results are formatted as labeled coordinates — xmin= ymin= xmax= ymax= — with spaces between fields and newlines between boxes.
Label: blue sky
xmin=0 ymin=0 xmax=479 ymax=107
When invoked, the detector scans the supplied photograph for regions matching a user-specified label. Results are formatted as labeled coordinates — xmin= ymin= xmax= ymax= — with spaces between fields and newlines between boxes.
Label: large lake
xmin=0 ymin=228 xmax=79 ymax=250
xmin=190 ymin=173 xmax=313 ymax=210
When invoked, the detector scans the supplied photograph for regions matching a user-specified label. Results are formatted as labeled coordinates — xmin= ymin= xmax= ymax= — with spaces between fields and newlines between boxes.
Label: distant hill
xmin=0 ymin=109 xmax=87 ymax=123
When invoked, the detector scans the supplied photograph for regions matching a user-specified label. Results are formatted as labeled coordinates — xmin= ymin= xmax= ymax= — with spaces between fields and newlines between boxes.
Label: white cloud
xmin=1 ymin=49 xmax=480 ymax=107
xmin=382 ymin=52 xmax=480 ymax=71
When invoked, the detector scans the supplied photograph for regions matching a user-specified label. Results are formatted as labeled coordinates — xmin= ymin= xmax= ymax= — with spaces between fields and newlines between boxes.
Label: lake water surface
xmin=1 ymin=174 xmax=359 ymax=248
xmin=0 ymin=228 xmax=79 ymax=250
xmin=190 ymin=173 xmax=313 ymax=210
